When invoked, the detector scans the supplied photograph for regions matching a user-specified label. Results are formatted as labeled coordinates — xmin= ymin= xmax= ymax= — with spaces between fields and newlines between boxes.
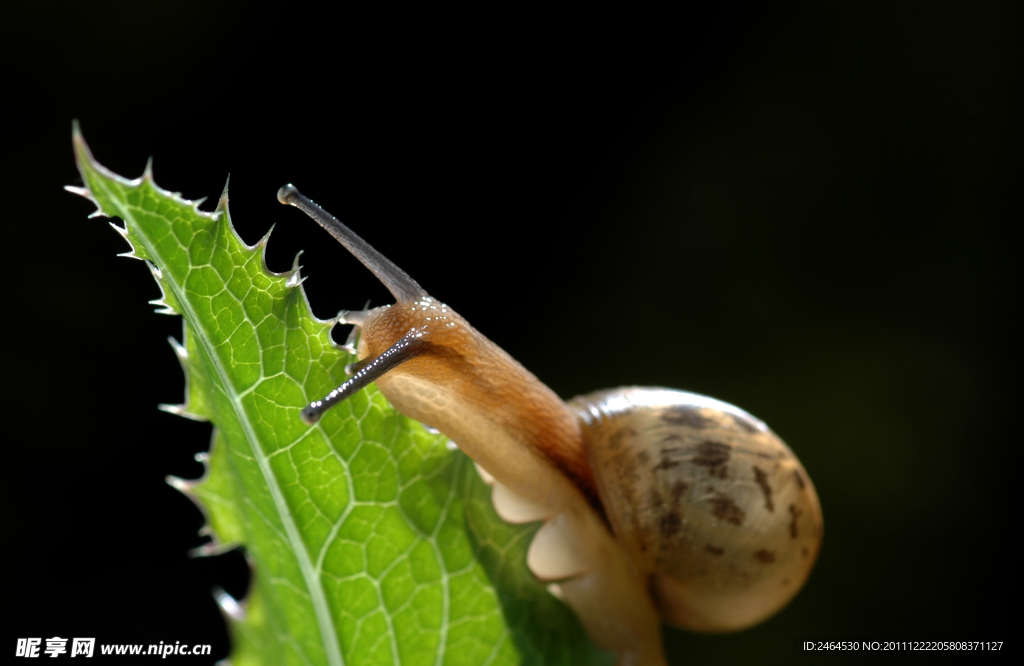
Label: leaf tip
xmin=70 ymin=119 xmax=88 ymax=160
xmin=68 ymin=124 xmax=109 ymax=218
xmin=70 ymin=120 xmax=102 ymax=179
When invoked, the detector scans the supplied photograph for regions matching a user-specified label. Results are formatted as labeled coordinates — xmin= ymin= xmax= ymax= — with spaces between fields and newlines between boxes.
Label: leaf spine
xmin=285 ymin=251 xmax=306 ymax=288
xmin=213 ymin=588 xmax=247 ymax=621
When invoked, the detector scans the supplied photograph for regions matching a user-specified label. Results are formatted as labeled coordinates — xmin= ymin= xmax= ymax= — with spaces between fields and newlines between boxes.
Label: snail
xmin=278 ymin=185 xmax=823 ymax=666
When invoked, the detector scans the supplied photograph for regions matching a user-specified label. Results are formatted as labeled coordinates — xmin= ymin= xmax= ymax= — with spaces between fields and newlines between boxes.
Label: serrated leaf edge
xmin=158 ymin=329 xmax=206 ymax=421
xmin=70 ymin=122 xmax=347 ymax=666
xmin=166 ymin=427 xmax=240 ymax=558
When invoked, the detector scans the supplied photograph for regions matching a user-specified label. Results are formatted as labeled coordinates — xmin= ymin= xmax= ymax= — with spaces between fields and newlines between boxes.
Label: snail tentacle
xmin=278 ymin=184 xmax=425 ymax=303
xmin=301 ymin=327 xmax=429 ymax=424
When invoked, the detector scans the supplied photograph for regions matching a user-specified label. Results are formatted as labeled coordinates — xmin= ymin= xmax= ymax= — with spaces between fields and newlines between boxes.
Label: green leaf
xmin=69 ymin=124 xmax=612 ymax=666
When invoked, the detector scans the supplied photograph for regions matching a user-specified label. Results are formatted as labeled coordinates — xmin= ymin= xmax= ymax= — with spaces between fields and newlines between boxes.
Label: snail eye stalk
xmin=277 ymin=184 xmax=425 ymax=303
xmin=301 ymin=328 xmax=428 ymax=425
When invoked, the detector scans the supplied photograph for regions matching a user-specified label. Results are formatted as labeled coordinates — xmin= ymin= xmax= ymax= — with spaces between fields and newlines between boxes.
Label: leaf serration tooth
xmin=108 ymin=220 xmax=140 ymax=259
xmin=158 ymin=403 xmax=187 ymax=416
xmin=109 ymin=221 xmax=129 ymax=238
xmin=286 ymin=251 xmax=306 ymax=288
xmin=191 ymin=540 xmax=236 ymax=558
xmin=255 ymin=224 xmax=280 ymax=278
xmin=158 ymin=332 xmax=202 ymax=420
xmin=168 ymin=335 xmax=188 ymax=362
xmin=165 ymin=471 xmax=230 ymax=558
xmin=216 ymin=175 xmax=231 ymax=213
xmin=166 ymin=474 xmax=194 ymax=492
xmin=166 ymin=431 xmax=240 ymax=558
xmin=146 ymin=261 xmax=177 ymax=315
xmin=214 ymin=587 xmax=247 ymax=621
xmin=64 ymin=177 xmax=104 ymax=220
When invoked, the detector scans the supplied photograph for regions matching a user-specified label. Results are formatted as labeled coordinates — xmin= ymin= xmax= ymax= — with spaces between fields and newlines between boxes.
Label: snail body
xmin=278 ymin=185 xmax=823 ymax=666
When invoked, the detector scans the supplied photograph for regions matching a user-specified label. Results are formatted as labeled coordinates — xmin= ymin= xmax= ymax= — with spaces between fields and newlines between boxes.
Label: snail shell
xmin=570 ymin=388 xmax=822 ymax=633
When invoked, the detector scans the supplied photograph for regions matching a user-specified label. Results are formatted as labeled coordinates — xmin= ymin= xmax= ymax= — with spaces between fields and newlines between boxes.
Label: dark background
xmin=4 ymin=2 xmax=1017 ymax=664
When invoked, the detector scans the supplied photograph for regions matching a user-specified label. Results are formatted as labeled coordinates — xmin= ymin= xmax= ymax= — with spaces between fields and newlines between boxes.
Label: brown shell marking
xmin=660 ymin=406 xmax=716 ymax=428
xmin=660 ymin=510 xmax=683 ymax=540
xmin=692 ymin=441 xmax=731 ymax=479
xmin=753 ymin=465 xmax=775 ymax=512
xmin=789 ymin=504 xmax=802 ymax=539
xmin=709 ymin=493 xmax=746 ymax=526
xmin=653 ymin=453 xmax=681 ymax=471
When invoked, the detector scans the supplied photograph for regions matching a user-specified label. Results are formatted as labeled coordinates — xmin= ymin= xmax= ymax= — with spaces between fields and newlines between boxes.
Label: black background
xmin=4 ymin=2 xmax=1017 ymax=664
